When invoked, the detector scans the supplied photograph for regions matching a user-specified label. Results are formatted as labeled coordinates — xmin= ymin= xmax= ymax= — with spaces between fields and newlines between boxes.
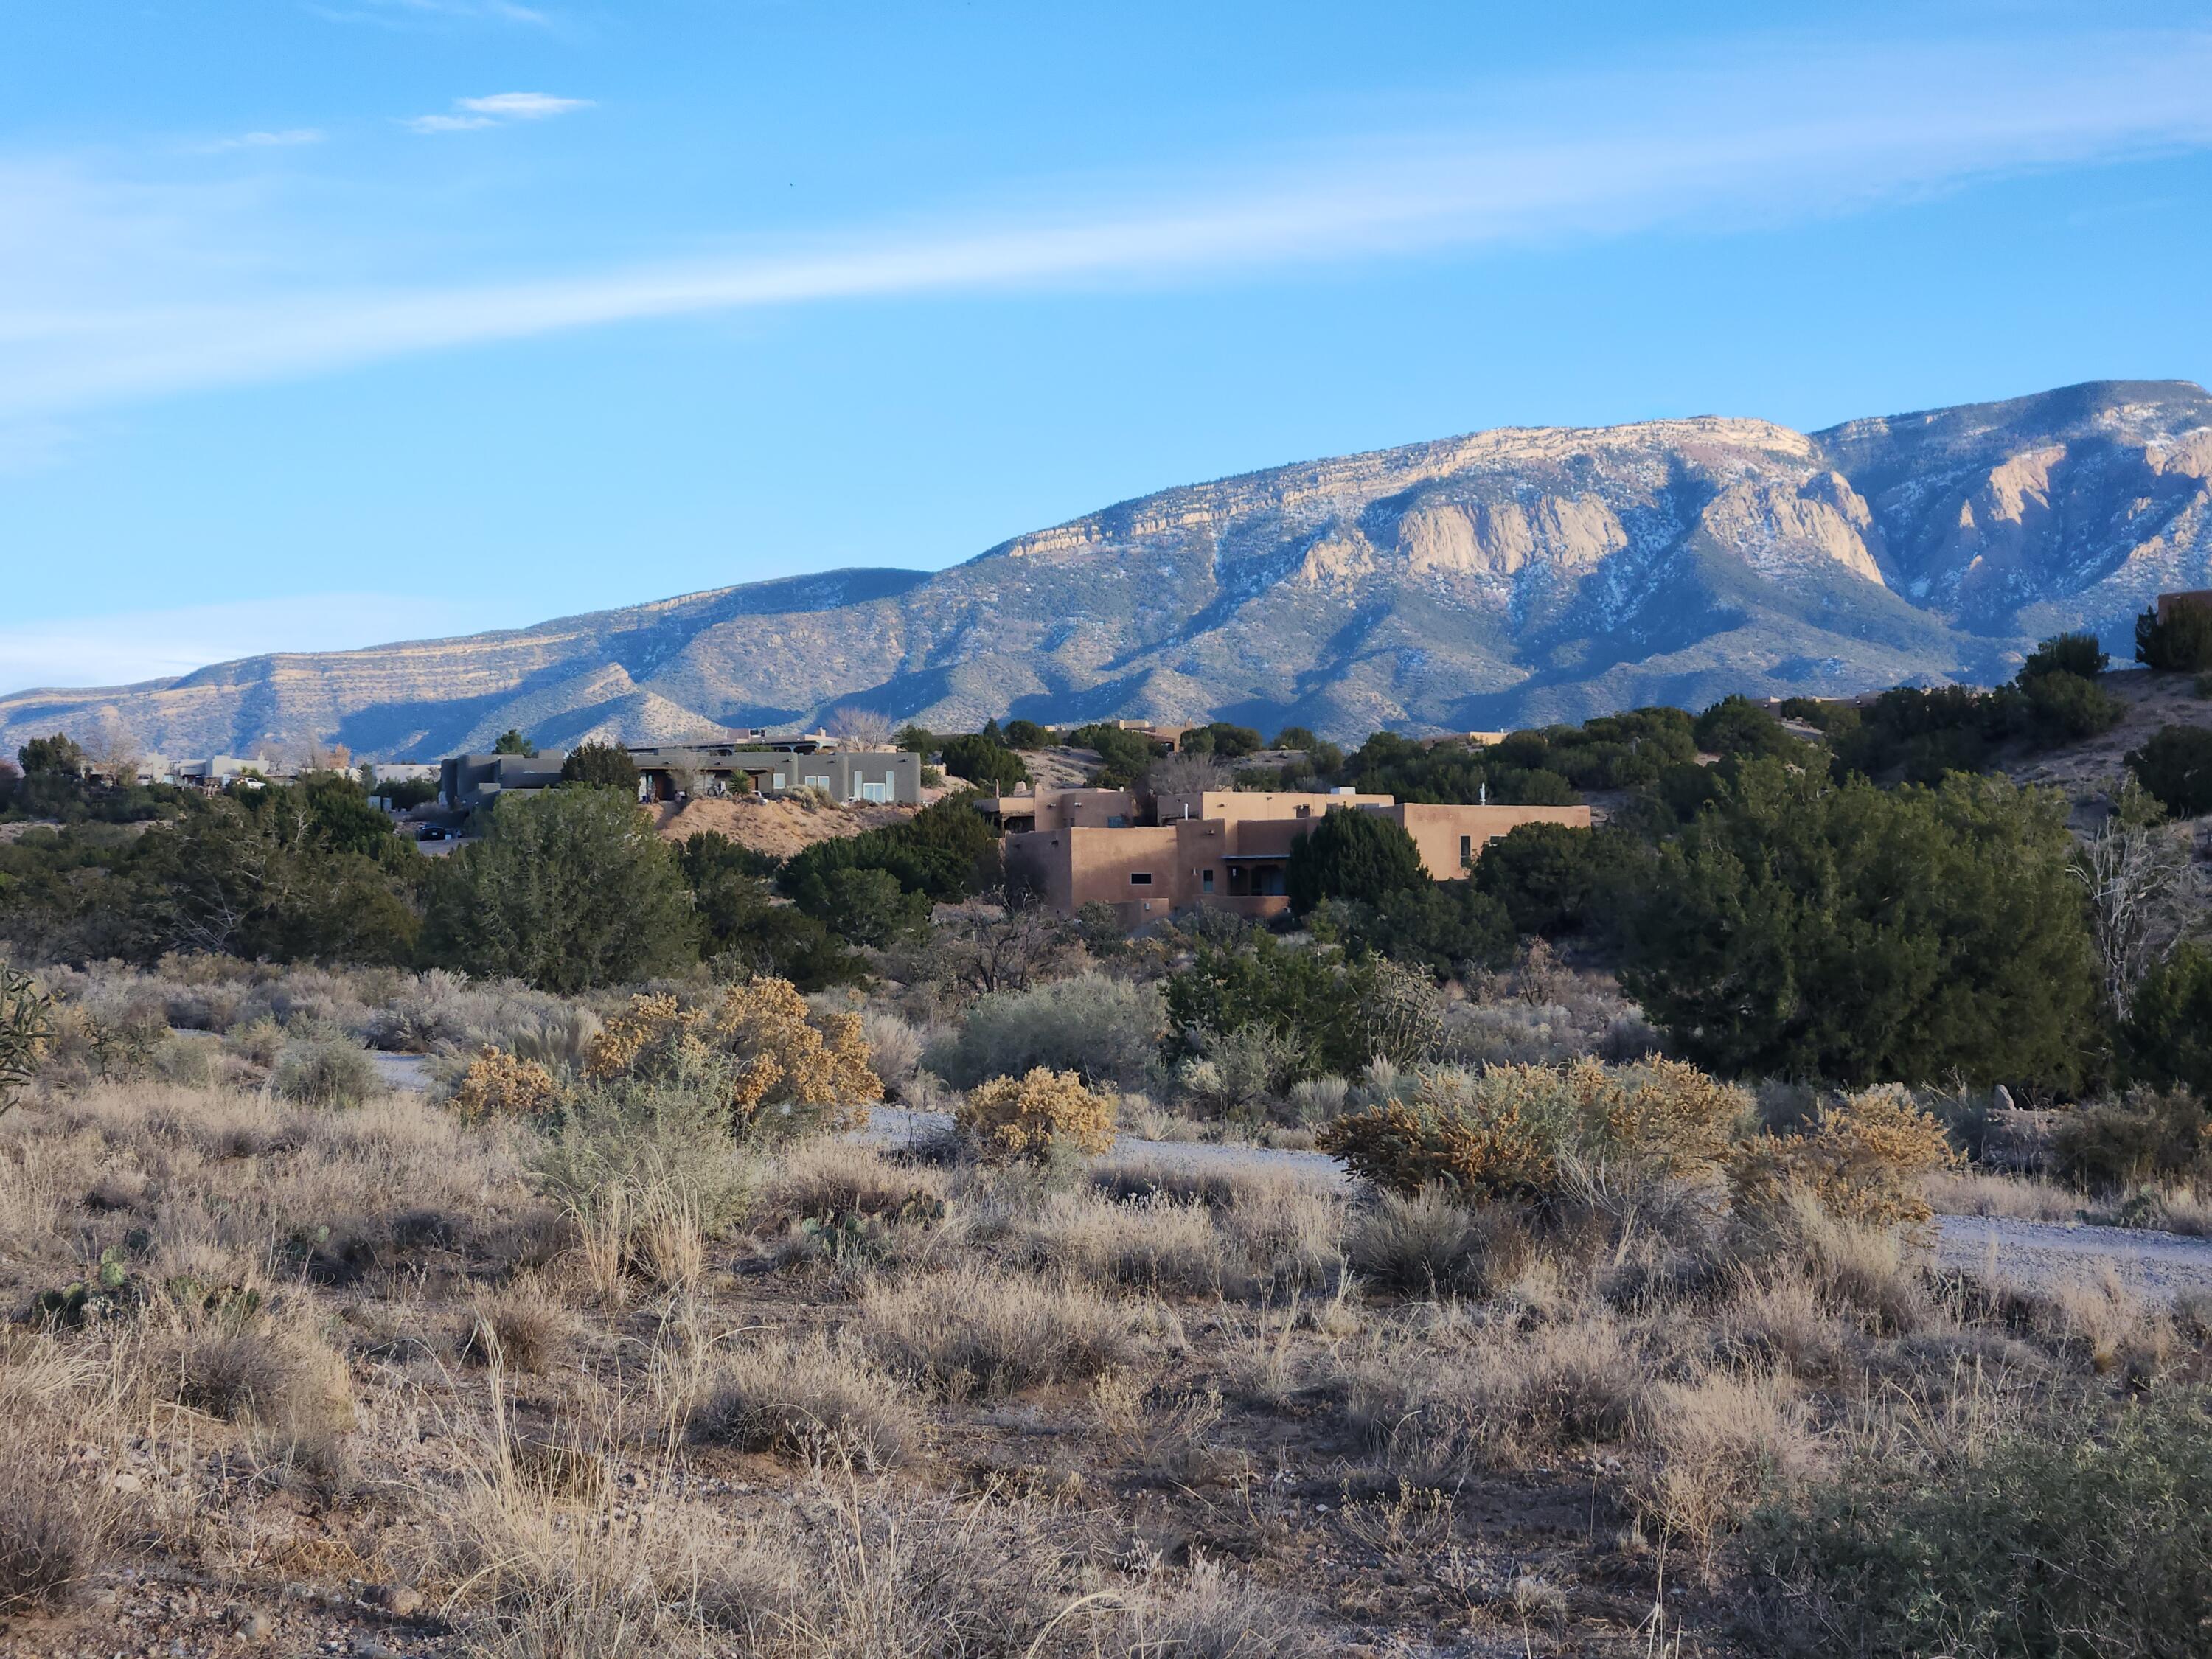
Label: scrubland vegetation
xmin=4 ymin=623 xmax=2212 ymax=1653
xmin=4 ymin=929 xmax=2212 ymax=1655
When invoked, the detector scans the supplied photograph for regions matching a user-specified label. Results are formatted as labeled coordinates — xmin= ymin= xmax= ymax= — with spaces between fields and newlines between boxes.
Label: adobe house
xmin=995 ymin=785 xmax=1590 ymax=928
xmin=439 ymin=751 xmax=570 ymax=810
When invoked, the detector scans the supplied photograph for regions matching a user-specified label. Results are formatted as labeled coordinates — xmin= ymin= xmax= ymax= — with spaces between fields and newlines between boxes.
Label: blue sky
xmin=4 ymin=0 xmax=2212 ymax=690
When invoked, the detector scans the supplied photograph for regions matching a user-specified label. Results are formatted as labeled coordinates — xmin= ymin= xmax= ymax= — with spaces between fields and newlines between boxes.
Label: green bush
xmin=1621 ymin=761 xmax=2100 ymax=1087
xmin=275 ymin=1040 xmax=381 ymax=1107
xmin=2050 ymin=1086 xmax=2207 ymax=1190
xmin=2136 ymin=601 xmax=2212 ymax=672
xmin=2121 ymin=943 xmax=2212 ymax=1097
xmin=1164 ymin=933 xmax=1422 ymax=1079
xmin=2019 ymin=630 xmax=2109 ymax=680
xmin=1065 ymin=723 xmax=1163 ymax=787
xmin=926 ymin=972 xmax=1164 ymax=1092
xmin=2018 ymin=669 xmax=2124 ymax=741
xmin=17 ymin=734 xmax=86 ymax=777
xmin=1000 ymin=719 xmax=1048 ymax=750
xmin=422 ymin=787 xmax=698 ymax=992
xmin=1310 ymin=880 xmax=1514 ymax=978
xmin=1470 ymin=821 xmax=1645 ymax=938
xmin=678 ymin=832 xmax=860 ymax=991
xmin=1747 ymin=1394 xmax=2212 ymax=1659
xmin=1694 ymin=695 xmax=1798 ymax=758
xmin=779 ymin=793 xmax=1000 ymax=911
xmin=560 ymin=742 xmax=640 ymax=791
xmin=1284 ymin=807 xmax=1426 ymax=913
xmin=939 ymin=734 xmax=1028 ymax=793
xmin=1180 ymin=721 xmax=1262 ymax=759
xmin=2125 ymin=724 xmax=2212 ymax=818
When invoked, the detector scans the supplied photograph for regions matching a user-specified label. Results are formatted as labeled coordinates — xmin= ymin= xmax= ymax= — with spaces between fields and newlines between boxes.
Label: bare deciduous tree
xmin=2071 ymin=778 xmax=2207 ymax=1019
xmin=920 ymin=888 xmax=1080 ymax=1001
xmin=1142 ymin=750 xmax=1236 ymax=797
xmin=829 ymin=706 xmax=896 ymax=751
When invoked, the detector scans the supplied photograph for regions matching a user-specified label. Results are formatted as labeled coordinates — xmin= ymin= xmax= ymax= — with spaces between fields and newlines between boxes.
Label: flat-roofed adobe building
xmin=627 ymin=744 xmax=921 ymax=805
xmin=992 ymin=786 xmax=1590 ymax=928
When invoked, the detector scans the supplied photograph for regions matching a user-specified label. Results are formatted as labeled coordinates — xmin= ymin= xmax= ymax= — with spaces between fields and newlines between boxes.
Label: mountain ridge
xmin=7 ymin=378 xmax=2210 ymax=757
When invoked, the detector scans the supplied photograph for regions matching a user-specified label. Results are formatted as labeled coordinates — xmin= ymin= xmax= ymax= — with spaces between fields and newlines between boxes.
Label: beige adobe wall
xmin=1150 ymin=788 xmax=1391 ymax=824
xmin=1391 ymin=802 xmax=1593 ymax=878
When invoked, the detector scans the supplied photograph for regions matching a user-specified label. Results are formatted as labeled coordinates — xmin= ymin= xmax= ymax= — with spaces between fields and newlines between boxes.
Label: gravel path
xmin=369 ymin=1051 xmax=435 ymax=1093
xmin=863 ymin=1107 xmax=2212 ymax=1298
xmin=1933 ymin=1212 xmax=2212 ymax=1300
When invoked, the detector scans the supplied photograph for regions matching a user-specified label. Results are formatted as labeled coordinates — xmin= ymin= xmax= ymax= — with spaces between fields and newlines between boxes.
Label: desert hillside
xmin=5 ymin=379 xmax=2209 ymax=757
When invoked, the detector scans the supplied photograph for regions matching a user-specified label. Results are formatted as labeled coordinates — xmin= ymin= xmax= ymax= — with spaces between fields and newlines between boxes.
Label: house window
xmin=860 ymin=779 xmax=888 ymax=803
xmin=1295 ymin=804 xmax=1311 ymax=818
xmin=1201 ymin=869 xmax=1214 ymax=892
xmin=804 ymin=774 xmax=832 ymax=791
xmin=1459 ymin=835 xmax=1472 ymax=867
xmin=771 ymin=772 xmax=787 ymax=790
xmin=1106 ymin=814 xmax=1127 ymax=828
xmin=1130 ymin=872 xmax=1152 ymax=886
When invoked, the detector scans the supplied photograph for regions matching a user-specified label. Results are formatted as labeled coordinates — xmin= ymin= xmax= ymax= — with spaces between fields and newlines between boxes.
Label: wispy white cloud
xmin=401 ymin=112 xmax=498 ymax=133
xmin=403 ymin=90 xmax=592 ymax=133
xmin=6 ymin=29 xmax=2211 ymax=417
xmin=309 ymin=0 xmax=549 ymax=29
xmin=0 ymin=594 xmax=503 ymax=694
xmin=456 ymin=91 xmax=590 ymax=119
xmin=195 ymin=128 xmax=327 ymax=153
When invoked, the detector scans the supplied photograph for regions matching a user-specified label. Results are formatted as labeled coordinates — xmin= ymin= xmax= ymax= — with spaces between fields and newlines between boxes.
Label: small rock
xmin=234 ymin=1609 xmax=274 ymax=1642
xmin=110 ymin=1470 xmax=142 ymax=1495
xmin=370 ymin=1584 xmax=422 ymax=1618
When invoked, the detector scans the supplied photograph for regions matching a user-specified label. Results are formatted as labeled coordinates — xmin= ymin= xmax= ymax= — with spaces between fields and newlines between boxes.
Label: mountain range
xmin=6 ymin=378 xmax=2211 ymax=759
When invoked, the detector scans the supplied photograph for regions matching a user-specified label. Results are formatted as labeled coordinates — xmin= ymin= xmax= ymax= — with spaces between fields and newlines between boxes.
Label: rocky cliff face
xmin=7 ymin=380 xmax=2209 ymax=756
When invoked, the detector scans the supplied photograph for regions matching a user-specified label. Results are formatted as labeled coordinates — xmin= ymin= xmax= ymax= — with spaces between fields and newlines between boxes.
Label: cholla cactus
xmin=0 ymin=963 xmax=52 ymax=1116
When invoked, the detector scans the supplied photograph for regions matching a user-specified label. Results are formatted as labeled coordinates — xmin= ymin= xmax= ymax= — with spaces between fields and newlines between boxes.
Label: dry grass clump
xmin=861 ymin=1265 xmax=1137 ymax=1397
xmin=1087 ymin=1157 xmax=1349 ymax=1296
xmin=1735 ymin=1192 xmax=1935 ymax=1335
xmin=0 ymin=1451 xmax=115 ymax=1615
xmin=158 ymin=1312 xmax=355 ymax=1470
xmin=6 ymin=1079 xmax=536 ymax=1293
xmin=465 ymin=1276 xmax=575 ymax=1374
xmin=1016 ymin=1189 xmax=1233 ymax=1298
xmin=1349 ymin=1186 xmax=1531 ymax=1298
xmin=274 ymin=1037 xmax=383 ymax=1107
xmin=451 ymin=1046 xmax=560 ymax=1122
xmin=688 ymin=1332 xmax=919 ymax=1470
xmin=957 ymin=1065 xmax=1117 ymax=1161
xmin=1347 ymin=1309 xmax=1649 ymax=1480
xmin=759 ymin=1140 xmax=947 ymax=1230
xmin=1924 ymin=1166 xmax=2084 ymax=1222
xmin=1626 ymin=1370 xmax=1820 ymax=1567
